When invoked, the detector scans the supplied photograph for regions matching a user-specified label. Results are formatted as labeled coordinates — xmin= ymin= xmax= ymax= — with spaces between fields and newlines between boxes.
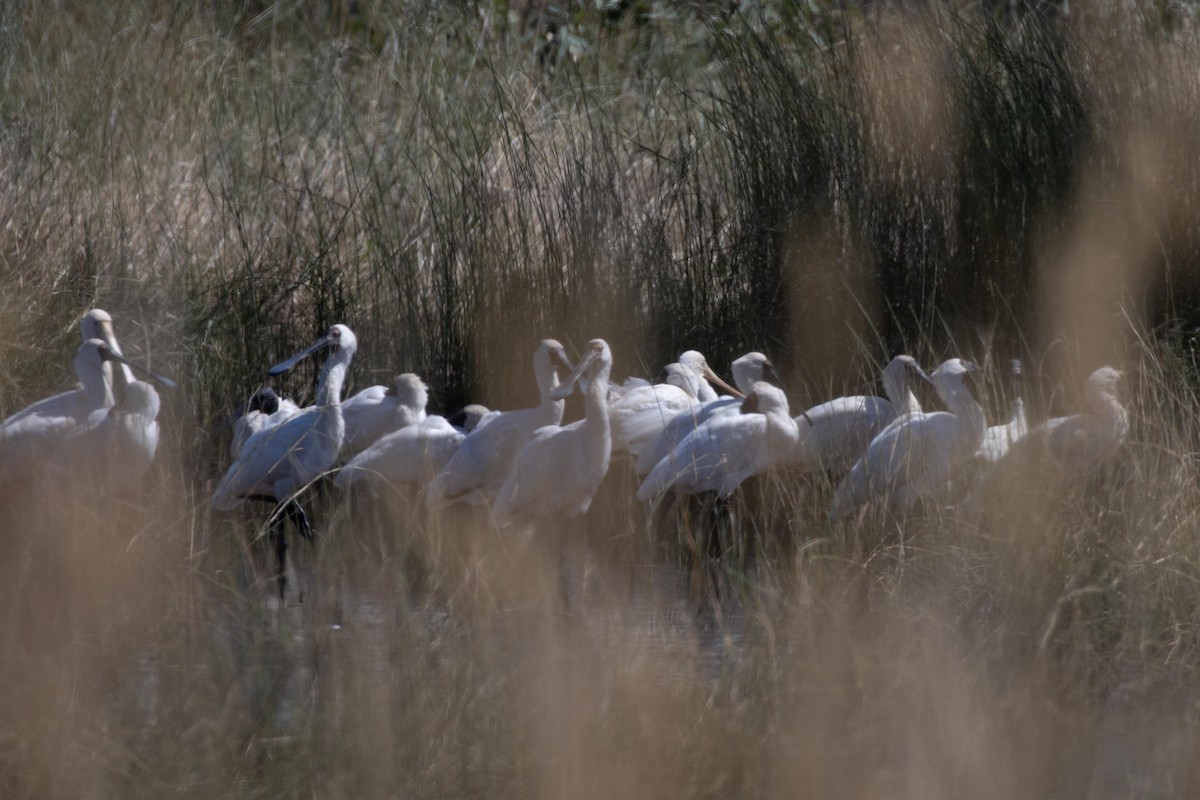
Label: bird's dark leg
xmin=270 ymin=509 xmax=289 ymax=602
xmin=281 ymin=498 xmax=314 ymax=541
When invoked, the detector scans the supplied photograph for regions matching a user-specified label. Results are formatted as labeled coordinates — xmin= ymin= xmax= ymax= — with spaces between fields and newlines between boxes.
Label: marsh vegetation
xmin=4 ymin=1 xmax=1200 ymax=796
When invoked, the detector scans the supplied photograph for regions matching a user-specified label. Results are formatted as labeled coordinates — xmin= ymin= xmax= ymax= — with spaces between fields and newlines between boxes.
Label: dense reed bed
xmin=4 ymin=1 xmax=1200 ymax=797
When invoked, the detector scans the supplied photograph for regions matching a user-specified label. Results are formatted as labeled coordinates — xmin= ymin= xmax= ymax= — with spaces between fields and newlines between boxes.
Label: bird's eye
xmin=331 ymin=328 xmax=341 ymax=338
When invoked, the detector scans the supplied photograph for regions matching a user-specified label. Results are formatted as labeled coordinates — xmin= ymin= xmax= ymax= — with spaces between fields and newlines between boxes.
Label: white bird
xmin=637 ymin=382 xmax=800 ymax=500
xmin=340 ymin=373 xmax=430 ymax=458
xmin=1 ymin=337 xmax=173 ymax=484
xmin=611 ymin=350 xmax=741 ymax=457
xmin=48 ymin=380 xmax=165 ymax=494
xmin=335 ymin=375 xmax=453 ymax=491
xmin=229 ymin=387 xmax=301 ymax=458
xmin=996 ymin=366 xmax=1127 ymax=479
xmin=789 ymin=354 xmax=922 ymax=472
xmin=427 ymin=339 xmax=571 ymax=509
xmin=80 ymin=308 xmax=136 ymax=385
xmin=633 ymin=351 xmax=777 ymax=475
xmin=211 ymin=324 xmax=358 ymax=598
xmin=977 ymin=359 xmax=1029 ymax=464
xmin=831 ymin=358 xmax=986 ymax=516
xmin=2 ymin=309 xmax=139 ymax=434
xmin=447 ymin=404 xmax=490 ymax=434
xmin=337 ymin=417 xmax=465 ymax=493
xmin=493 ymin=338 xmax=613 ymax=524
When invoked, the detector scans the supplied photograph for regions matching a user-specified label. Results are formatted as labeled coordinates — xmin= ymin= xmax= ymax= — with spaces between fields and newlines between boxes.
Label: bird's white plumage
xmin=831 ymin=358 xmax=986 ymax=516
xmin=427 ymin=340 xmax=570 ymax=508
xmin=998 ymin=366 xmax=1127 ymax=478
xmin=335 ymin=374 xmax=456 ymax=490
xmin=230 ymin=388 xmax=300 ymax=458
xmin=49 ymin=380 xmax=162 ymax=493
xmin=212 ymin=324 xmax=358 ymax=510
xmin=633 ymin=351 xmax=774 ymax=475
xmin=0 ymin=339 xmax=119 ymax=483
xmin=789 ymin=354 xmax=922 ymax=472
xmin=493 ymin=339 xmax=613 ymax=524
xmin=80 ymin=308 xmax=135 ymax=386
xmin=340 ymin=373 xmax=430 ymax=458
xmin=976 ymin=361 xmax=1029 ymax=464
xmin=612 ymin=350 xmax=740 ymax=457
xmin=337 ymin=416 xmax=465 ymax=490
xmin=637 ymin=382 xmax=799 ymax=500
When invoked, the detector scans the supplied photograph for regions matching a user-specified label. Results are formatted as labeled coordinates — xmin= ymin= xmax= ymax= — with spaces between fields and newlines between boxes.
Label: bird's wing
xmin=638 ymin=414 xmax=765 ymax=500
xmin=342 ymin=385 xmax=387 ymax=409
xmin=429 ymin=410 xmax=529 ymax=502
xmin=797 ymin=396 xmax=895 ymax=470
xmin=4 ymin=388 xmax=89 ymax=427
xmin=211 ymin=407 xmax=323 ymax=509
xmin=339 ymin=418 xmax=464 ymax=488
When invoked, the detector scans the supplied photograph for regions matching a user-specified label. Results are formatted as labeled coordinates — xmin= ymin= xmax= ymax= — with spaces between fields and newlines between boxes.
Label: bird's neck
xmin=1096 ymin=390 xmax=1129 ymax=442
xmin=582 ymin=367 xmax=611 ymax=437
xmin=396 ymin=405 xmax=427 ymax=427
xmin=536 ymin=366 xmax=565 ymax=424
xmin=317 ymin=356 xmax=348 ymax=407
xmin=82 ymin=361 xmax=115 ymax=411
xmin=883 ymin=371 xmax=920 ymax=416
xmin=766 ymin=409 xmax=800 ymax=459
xmin=945 ymin=387 xmax=986 ymax=443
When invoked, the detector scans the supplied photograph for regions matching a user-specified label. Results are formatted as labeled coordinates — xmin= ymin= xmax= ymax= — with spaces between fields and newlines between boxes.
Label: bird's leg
xmin=270 ymin=509 xmax=289 ymax=603
xmin=281 ymin=498 xmax=314 ymax=542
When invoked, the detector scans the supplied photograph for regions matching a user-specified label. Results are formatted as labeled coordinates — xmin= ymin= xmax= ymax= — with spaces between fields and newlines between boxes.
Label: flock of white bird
xmin=0 ymin=311 xmax=1132 ymax=594
xmin=0 ymin=310 xmax=175 ymax=495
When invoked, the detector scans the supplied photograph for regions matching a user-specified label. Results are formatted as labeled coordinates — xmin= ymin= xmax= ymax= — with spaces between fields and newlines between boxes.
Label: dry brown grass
xmin=5 ymin=2 xmax=1200 ymax=798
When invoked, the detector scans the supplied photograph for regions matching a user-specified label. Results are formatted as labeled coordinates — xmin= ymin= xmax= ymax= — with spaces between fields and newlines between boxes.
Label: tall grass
xmin=4 ymin=1 xmax=1200 ymax=797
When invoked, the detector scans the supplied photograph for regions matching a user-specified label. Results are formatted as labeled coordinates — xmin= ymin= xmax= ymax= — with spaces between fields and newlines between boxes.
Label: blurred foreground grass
xmin=4 ymin=1 xmax=1200 ymax=797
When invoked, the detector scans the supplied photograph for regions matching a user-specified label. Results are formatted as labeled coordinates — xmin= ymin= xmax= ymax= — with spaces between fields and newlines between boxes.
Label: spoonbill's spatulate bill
xmin=637 ymin=381 xmax=800 ymax=501
xmin=2 ymin=334 xmax=169 ymax=485
xmin=633 ymin=351 xmax=778 ymax=476
xmin=612 ymin=350 xmax=742 ymax=458
xmin=80 ymin=308 xmax=135 ymax=386
xmin=493 ymin=339 xmax=614 ymax=525
xmin=831 ymin=358 xmax=986 ymax=516
xmin=427 ymin=339 xmax=571 ymax=509
xmin=49 ymin=377 xmax=171 ymax=494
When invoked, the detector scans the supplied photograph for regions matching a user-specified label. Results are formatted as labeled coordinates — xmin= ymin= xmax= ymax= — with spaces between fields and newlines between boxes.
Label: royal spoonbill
xmin=789 ymin=354 xmax=923 ymax=472
xmin=340 ymin=373 xmax=430 ymax=458
xmin=830 ymin=358 xmax=986 ymax=516
xmin=211 ymin=323 xmax=358 ymax=599
xmin=637 ymin=382 xmax=800 ymax=500
xmin=995 ymin=366 xmax=1127 ymax=479
xmin=611 ymin=350 xmax=741 ymax=457
xmin=976 ymin=359 xmax=1029 ymax=464
xmin=229 ymin=387 xmax=301 ymax=458
xmin=3 ymin=308 xmax=146 ymax=435
xmin=633 ymin=351 xmax=778 ymax=475
xmin=80 ymin=308 xmax=136 ymax=385
xmin=493 ymin=339 xmax=614 ymax=525
xmin=1 ymin=339 xmax=172 ymax=485
xmin=335 ymin=374 xmax=456 ymax=491
xmin=427 ymin=339 xmax=571 ymax=508
xmin=447 ymin=404 xmax=491 ymax=434
xmin=49 ymin=378 xmax=169 ymax=494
